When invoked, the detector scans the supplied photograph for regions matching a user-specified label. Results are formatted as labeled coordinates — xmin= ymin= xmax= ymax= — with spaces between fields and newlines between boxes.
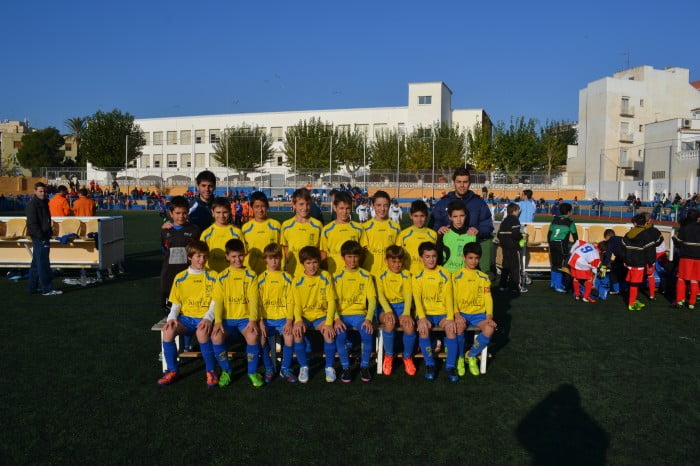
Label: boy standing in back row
xmin=320 ymin=191 xmax=365 ymax=275
xmin=497 ymin=203 xmax=526 ymax=293
xmin=241 ymin=191 xmax=281 ymax=275
xmin=280 ymin=188 xmax=323 ymax=277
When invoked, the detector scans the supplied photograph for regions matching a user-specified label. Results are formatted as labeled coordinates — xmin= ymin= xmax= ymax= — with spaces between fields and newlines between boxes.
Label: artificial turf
xmin=0 ymin=211 xmax=698 ymax=465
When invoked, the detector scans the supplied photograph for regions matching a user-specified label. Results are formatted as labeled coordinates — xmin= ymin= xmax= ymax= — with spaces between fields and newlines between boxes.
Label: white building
xmin=568 ymin=65 xmax=700 ymax=199
xmin=98 ymin=82 xmax=490 ymax=186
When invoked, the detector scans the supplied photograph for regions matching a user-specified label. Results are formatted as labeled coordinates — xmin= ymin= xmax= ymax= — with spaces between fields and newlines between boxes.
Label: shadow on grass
xmin=516 ymin=384 xmax=610 ymax=466
xmin=489 ymin=283 xmax=516 ymax=356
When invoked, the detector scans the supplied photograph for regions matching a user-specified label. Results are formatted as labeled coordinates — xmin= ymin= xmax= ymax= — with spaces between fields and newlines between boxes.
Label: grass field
xmin=1 ymin=211 xmax=698 ymax=465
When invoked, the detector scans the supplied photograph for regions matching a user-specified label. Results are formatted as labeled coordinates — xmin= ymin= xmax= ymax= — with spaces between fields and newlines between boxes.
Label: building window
xmin=65 ymin=143 xmax=72 ymax=151
xmin=639 ymin=125 xmax=643 ymax=132
xmin=355 ymin=124 xmax=368 ymax=135
xmin=652 ymin=171 xmax=665 ymax=179
xmin=374 ymin=123 xmax=388 ymax=137
xmin=153 ymin=132 xmax=163 ymax=145
xmin=167 ymin=131 xmax=177 ymax=145
xmin=277 ymin=156 xmax=283 ymax=166
xmin=398 ymin=123 xmax=406 ymax=135
xmin=640 ymin=99 xmax=644 ymax=107
xmin=154 ymin=161 xmax=160 ymax=168
xmin=271 ymin=127 xmax=283 ymax=141
xmin=140 ymin=155 xmax=150 ymax=168
xmin=418 ymin=96 xmax=432 ymax=105
xmin=180 ymin=130 xmax=191 ymax=145
xmin=13 ymin=141 xmax=22 ymax=149
xmin=209 ymin=129 xmax=220 ymax=144
xmin=167 ymin=154 xmax=177 ymax=168
xmin=195 ymin=130 xmax=205 ymax=144
xmin=195 ymin=153 xmax=206 ymax=167
xmin=336 ymin=125 xmax=350 ymax=135
xmin=143 ymin=132 xmax=150 ymax=145
xmin=181 ymin=154 xmax=191 ymax=168
xmin=620 ymin=97 xmax=633 ymax=116
xmin=620 ymin=149 xmax=628 ymax=167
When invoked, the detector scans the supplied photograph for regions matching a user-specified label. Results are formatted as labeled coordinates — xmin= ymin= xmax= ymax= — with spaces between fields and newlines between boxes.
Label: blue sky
xmin=2 ymin=0 xmax=698 ymax=131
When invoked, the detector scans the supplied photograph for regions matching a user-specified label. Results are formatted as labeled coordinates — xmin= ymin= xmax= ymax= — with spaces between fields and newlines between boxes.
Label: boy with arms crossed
xmin=436 ymin=199 xmax=476 ymax=274
xmin=280 ymin=188 xmax=323 ymax=277
xmin=396 ymin=200 xmax=438 ymax=276
xmin=362 ymin=190 xmax=401 ymax=276
xmin=241 ymin=191 xmax=282 ymax=275
xmin=200 ymin=197 xmax=245 ymax=273
xmin=320 ymin=191 xmax=366 ymax=275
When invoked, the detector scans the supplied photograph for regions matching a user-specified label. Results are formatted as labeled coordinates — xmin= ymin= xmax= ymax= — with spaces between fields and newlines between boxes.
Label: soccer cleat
xmin=360 ymin=367 xmax=372 ymax=382
xmin=688 ymin=304 xmax=696 ymax=310
xmin=157 ymin=370 xmax=179 ymax=386
xmin=456 ymin=357 xmax=466 ymax=377
xmin=403 ymin=357 xmax=417 ymax=376
xmin=582 ymin=297 xmax=596 ymax=303
xmin=206 ymin=370 xmax=219 ymax=388
xmin=263 ymin=369 xmax=275 ymax=384
xmin=518 ymin=286 xmax=528 ymax=293
xmin=280 ymin=368 xmax=298 ymax=383
xmin=42 ymin=290 xmax=63 ymax=296
xmin=340 ymin=368 xmax=353 ymax=383
xmin=248 ymin=373 xmax=264 ymax=388
xmin=325 ymin=366 xmax=337 ymax=383
xmin=298 ymin=366 xmax=309 ymax=384
xmin=634 ymin=301 xmax=646 ymax=309
xmin=467 ymin=357 xmax=480 ymax=376
xmin=425 ymin=365 xmax=436 ymax=381
xmin=382 ymin=355 xmax=394 ymax=375
xmin=554 ymin=288 xmax=567 ymax=293
xmin=671 ymin=300 xmax=685 ymax=309
xmin=574 ymin=295 xmax=581 ymax=301
xmin=218 ymin=371 xmax=232 ymax=388
xmin=446 ymin=367 xmax=459 ymax=383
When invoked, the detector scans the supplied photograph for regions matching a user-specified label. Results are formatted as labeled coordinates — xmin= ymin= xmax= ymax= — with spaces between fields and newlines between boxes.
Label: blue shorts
xmin=426 ymin=314 xmax=447 ymax=327
xmin=379 ymin=302 xmax=406 ymax=317
xmin=263 ymin=318 xmax=287 ymax=336
xmin=460 ymin=312 xmax=487 ymax=327
xmin=302 ymin=317 xmax=327 ymax=329
xmin=178 ymin=315 xmax=202 ymax=333
xmin=339 ymin=315 xmax=372 ymax=335
xmin=222 ymin=318 xmax=250 ymax=339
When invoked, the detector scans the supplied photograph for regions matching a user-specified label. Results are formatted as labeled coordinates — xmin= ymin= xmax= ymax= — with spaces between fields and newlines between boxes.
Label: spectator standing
xmin=48 ymin=185 xmax=71 ymax=217
xmin=72 ymin=188 xmax=96 ymax=216
xmin=26 ymin=182 xmax=61 ymax=296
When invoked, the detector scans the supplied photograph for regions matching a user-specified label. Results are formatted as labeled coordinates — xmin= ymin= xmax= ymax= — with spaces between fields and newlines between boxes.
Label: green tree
xmin=539 ymin=120 xmax=577 ymax=182
xmin=334 ymin=129 xmax=367 ymax=181
xmin=368 ymin=130 xmax=404 ymax=171
xmin=467 ymin=120 xmax=494 ymax=170
xmin=213 ymin=125 xmax=273 ymax=176
xmin=16 ymin=127 xmax=65 ymax=176
xmin=493 ymin=116 xmax=540 ymax=180
xmin=64 ymin=116 xmax=87 ymax=166
xmin=283 ymin=118 xmax=336 ymax=173
xmin=81 ymin=109 xmax=145 ymax=174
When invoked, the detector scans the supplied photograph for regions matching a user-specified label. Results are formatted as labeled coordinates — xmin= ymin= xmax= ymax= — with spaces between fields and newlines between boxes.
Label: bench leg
xmin=480 ymin=347 xmax=488 ymax=374
xmin=160 ymin=332 xmax=168 ymax=372
xmin=376 ymin=331 xmax=384 ymax=375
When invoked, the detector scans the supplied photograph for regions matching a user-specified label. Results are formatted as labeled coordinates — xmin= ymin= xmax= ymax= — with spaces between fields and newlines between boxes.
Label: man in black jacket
xmin=26 ymin=182 xmax=61 ymax=296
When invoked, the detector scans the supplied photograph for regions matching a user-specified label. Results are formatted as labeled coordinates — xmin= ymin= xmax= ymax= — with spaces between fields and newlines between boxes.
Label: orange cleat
xmin=157 ymin=371 xmax=179 ymax=386
xmin=403 ymin=357 xmax=417 ymax=376
xmin=383 ymin=355 xmax=394 ymax=375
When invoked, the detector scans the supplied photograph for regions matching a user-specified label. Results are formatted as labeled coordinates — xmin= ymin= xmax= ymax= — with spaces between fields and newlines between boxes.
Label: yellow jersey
xmin=452 ymin=268 xmax=493 ymax=317
xmin=257 ymin=270 xmax=294 ymax=321
xmin=333 ymin=267 xmax=377 ymax=320
xmin=292 ymin=270 xmax=336 ymax=325
xmin=168 ymin=268 xmax=217 ymax=318
xmin=376 ymin=269 xmax=413 ymax=315
xmin=396 ymin=226 xmax=438 ymax=275
xmin=213 ymin=267 xmax=259 ymax=322
xmin=200 ymin=223 xmax=245 ymax=273
xmin=412 ymin=265 xmax=454 ymax=319
xmin=280 ymin=217 xmax=323 ymax=277
xmin=241 ymin=218 xmax=282 ymax=275
xmin=362 ymin=218 xmax=401 ymax=276
xmin=320 ymin=220 xmax=366 ymax=275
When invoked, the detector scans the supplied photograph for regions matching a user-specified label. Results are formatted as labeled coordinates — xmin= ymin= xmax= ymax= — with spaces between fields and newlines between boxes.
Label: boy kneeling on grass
xmin=158 ymin=240 xmax=218 ymax=387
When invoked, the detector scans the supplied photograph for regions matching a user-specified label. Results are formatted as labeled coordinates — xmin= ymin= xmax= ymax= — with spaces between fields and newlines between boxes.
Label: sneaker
xmin=582 ymin=297 xmax=597 ymax=303
xmin=634 ymin=300 xmax=646 ymax=309
xmin=525 ymin=275 xmax=533 ymax=285
xmin=574 ymin=295 xmax=581 ymax=301
xmin=263 ymin=369 xmax=275 ymax=384
xmin=280 ymin=368 xmax=298 ymax=383
xmin=218 ymin=371 xmax=232 ymax=388
xmin=206 ymin=370 xmax=219 ymax=388
xmin=298 ymin=366 xmax=309 ymax=384
xmin=456 ymin=357 xmax=466 ymax=376
xmin=382 ymin=355 xmax=394 ymax=375
xmin=609 ymin=290 xmax=620 ymax=295
xmin=403 ymin=357 xmax=417 ymax=376
xmin=340 ymin=368 xmax=353 ymax=383
xmin=518 ymin=287 xmax=528 ymax=293
xmin=248 ymin=373 xmax=264 ymax=388
xmin=42 ymin=290 xmax=63 ymax=296
xmin=446 ymin=367 xmax=459 ymax=383
xmin=671 ymin=300 xmax=685 ymax=309
xmin=554 ymin=288 xmax=567 ymax=293
xmin=425 ymin=365 xmax=436 ymax=381
xmin=325 ymin=366 xmax=336 ymax=383
xmin=467 ymin=356 xmax=480 ymax=376
xmin=157 ymin=370 xmax=179 ymax=386
xmin=688 ymin=304 xmax=695 ymax=310
xmin=360 ymin=367 xmax=372 ymax=382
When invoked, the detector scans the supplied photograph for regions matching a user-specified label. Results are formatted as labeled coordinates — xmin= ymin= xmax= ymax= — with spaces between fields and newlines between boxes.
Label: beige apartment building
xmin=0 ymin=120 xmax=77 ymax=176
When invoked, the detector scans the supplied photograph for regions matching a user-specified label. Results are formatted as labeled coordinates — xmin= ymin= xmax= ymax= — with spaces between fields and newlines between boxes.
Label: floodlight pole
xmin=125 ymin=134 xmax=128 ymax=193
xmin=226 ymin=129 xmax=230 ymax=197
xmin=329 ymin=136 xmax=333 ymax=188
xmin=432 ymin=132 xmax=436 ymax=199
xmin=363 ymin=137 xmax=367 ymax=193
xmin=294 ymin=136 xmax=297 ymax=186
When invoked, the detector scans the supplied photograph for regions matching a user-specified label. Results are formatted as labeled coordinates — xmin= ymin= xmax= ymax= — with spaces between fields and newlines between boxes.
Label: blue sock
xmin=261 ymin=341 xmax=274 ymax=372
xmin=183 ymin=333 xmax=192 ymax=351
xmin=281 ymin=344 xmax=293 ymax=371
xmin=445 ymin=337 xmax=457 ymax=369
xmin=305 ymin=336 xmax=312 ymax=354
xmin=212 ymin=342 xmax=231 ymax=372
xmin=246 ymin=344 xmax=260 ymax=375
xmin=360 ymin=329 xmax=373 ymax=368
xmin=457 ymin=333 xmax=466 ymax=359
xmin=324 ymin=341 xmax=336 ymax=368
xmin=335 ymin=330 xmax=350 ymax=369
xmin=403 ymin=332 xmax=416 ymax=358
xmin=382 ymin=330 xmax=395 ymax=357
xmin=163 ymin=340 xmax=178 ymax=372
xmin=294 ymin=341 xmax=309 ymax=367
xmin=419 ymin=337 xmax=435 ymax=366
xmin=468 ymin=333 xmax=491 ymax=357
xmin=199 ymin=340 xmax=216 ymax=372
xmin=552 ymin=271 xmax=562 ymax=289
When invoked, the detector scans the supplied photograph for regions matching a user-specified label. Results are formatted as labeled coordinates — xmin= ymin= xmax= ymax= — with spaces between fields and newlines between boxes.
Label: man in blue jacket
xmin=429 ymin=168 xmax=494 ymax=272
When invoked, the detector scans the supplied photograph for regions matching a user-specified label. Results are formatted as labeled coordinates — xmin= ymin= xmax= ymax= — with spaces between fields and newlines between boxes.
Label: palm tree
xmin=64 ymin=116 xmax=87 ymax=165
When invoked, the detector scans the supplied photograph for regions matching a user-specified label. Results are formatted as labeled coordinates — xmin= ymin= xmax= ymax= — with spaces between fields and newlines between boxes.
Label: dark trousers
xmin=500 ymin=247 xmax=521 ymax=289
xmin=28 ymin=239 xmax=53 ymax=294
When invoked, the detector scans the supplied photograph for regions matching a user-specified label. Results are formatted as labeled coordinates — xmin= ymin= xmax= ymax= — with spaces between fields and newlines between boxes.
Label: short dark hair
xmin=559 ymin=203 xmax=572 ymax=215
xmin=196 ymin=170 xmax=216 ymax=186
xmin=249 ymin=191 xmax=269 ymax=208
xmin=604 ymin=229 xmax=615 ymax=238
xmin=447 ymin=199 xmax=467 ymax=216
xmin=298 ymin=245 xmax=321 ymax=263
xmin=170 ymin=195 xmax=189 ymax=210
xmin=452 ymin=167 xmax=471 ymax=181
xmin=597 ymin=240 xmax=608 ymax=255
xmin=507 ymin=203 xmax=520 ymax=215
xmin=57 ymin=185 xmax=68 ymax=194
xmin=522 ymin=189 xmax=533 ymax=200
xmin=333 ymin=191 xmax=353 ymax=206
xmin=292 ymin=188 xmax=311 ymax=203
xmin=263 ymin=243 xmax=283 ymax=258
xmin=373 ymin=190 xmax=391 ymax=203
xmin=186 ymin=240 xmax=209 ymax=257
xmin=34 ymin=182 xmax=47 ymax=190
xmin=418 ymin=241 xmax=437 ymax=256
xmin=463 ymin=241 xmax=482 ymax=257
xmin=79 ymin=188 xmax=88 ymax=196
xmin=632 ymin=213 xmax=647 ymax=227
xmin=340 ymin=240 xmax=362 ymax=256
xmin=211 ymin=197 xmax=231 ymax=211
xmin=225 ymin=238 xmax=245 ymax=254
xmin=385 ymin=245 xmax=405 ymax=260
xmin=410 ymin=199 xmax=429 ymax=215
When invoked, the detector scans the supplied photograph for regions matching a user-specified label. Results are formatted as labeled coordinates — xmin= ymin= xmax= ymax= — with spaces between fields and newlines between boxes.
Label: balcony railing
xmin=619 ymin=132 xmax=634 ymax=143
xmin=677 ymin=149 xmax=700 ymax=161
xmin=620 ymin=105 xmax=635 ymax=117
